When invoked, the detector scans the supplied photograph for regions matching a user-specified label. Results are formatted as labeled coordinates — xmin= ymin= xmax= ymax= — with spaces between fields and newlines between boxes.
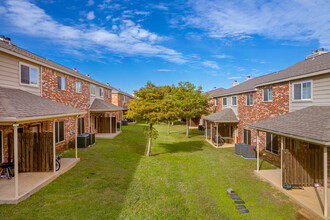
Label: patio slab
xmin=255 ymin=169 xmax=329 ymax=219
xmin=0 ymin=158 xmax=79 ymax=204
xmin=205 ymin=139 xmax=234 ymax=149
xmin=95 ymin=131 xmax=122 ymax=139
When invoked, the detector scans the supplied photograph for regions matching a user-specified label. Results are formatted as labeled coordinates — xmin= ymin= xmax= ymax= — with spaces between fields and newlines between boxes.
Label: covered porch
xmin=0 ymin=87 xmax=84 ymax=203
xmin=203 ymin=108 xmax=239 ymax=148
xmin=0 ymin=158 xmax=79 ymax=204
xmin=89 ymin=98 xmax=123 ymax=135
xmin=250 ymin=106 xmax=330 ymax=219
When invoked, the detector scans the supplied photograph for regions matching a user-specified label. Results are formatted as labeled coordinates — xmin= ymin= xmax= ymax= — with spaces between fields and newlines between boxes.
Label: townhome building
xmin=205 ymin=48 xmax=330 ymax=218
xmin=0 ymin=36 xmax=132 ymax=203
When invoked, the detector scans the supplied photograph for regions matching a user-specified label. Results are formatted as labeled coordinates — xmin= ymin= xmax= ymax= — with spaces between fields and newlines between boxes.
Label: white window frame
xmin=76 ymin=81 xmax=82 ymax=93
xmin=215 ymin=98 xmax=218 ymax=106
xmin=100 ymin=88 xmax=104 ymax=97
xmin=231 ymin=96 xmax=237 ymax=106
xmin=55 ymin=121 xmax=65 ymax=144
xmin=223 ymin=97 xmax=227 ymax=106
xmin=108 ymin=90 xmax=111 ymax=98
xmin=263 ymin=88 xmax=273 ymax=102
xmin=58 ymin=76 xmax=66 ymax=90
xmin=0 ymin=130 xmax=3 ymax=163
xmin=19 ymin=62 xmax=39 ymax=87
xmin=90 ymin=84 xmax=96 ymax=96
xmin=246 ymin=94 xmax=253 ymax=106
xmin=292 ymin=81 xmax=312 ymax=101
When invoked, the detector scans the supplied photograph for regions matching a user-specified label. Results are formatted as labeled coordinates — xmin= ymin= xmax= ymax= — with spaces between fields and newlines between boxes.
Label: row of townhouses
xmin=204 ymin=48 xmax=330 ymax=217
xmin=0 ymin=36 xmax=134 ymax=202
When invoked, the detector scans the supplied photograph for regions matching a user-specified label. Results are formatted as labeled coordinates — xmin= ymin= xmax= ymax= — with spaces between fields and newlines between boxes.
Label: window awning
xmin=203 ymin=108 xmax=239 ymax=123
xmin=249 ymin=106 xmax=330 ymax=146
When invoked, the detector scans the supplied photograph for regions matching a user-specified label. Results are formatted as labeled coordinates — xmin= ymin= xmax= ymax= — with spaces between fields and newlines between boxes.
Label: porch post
xmin=257 ymin=130 xmax=260 ymax=172
xmin=205 ymin=121 xmax=208 ymax=140
xmin=216 ymin=123 xmax=219 ymax=147
xmin=281 ymin=136 xmax=284 ymax=187
xmin=75 ymin=116 xmax=78 ymax=159
xmin=210 ymin=122 xmax=213 ymax=144
xmin=13 ymin=123 xmax=19 ymax=198
xmin=109 ymin=112 xmax=111 ymax=134
xmin=324 ymin=146 xmax=328 ymax=218
xmin=88 ymin=111 xmax=91 ymax=133
xmin=110 ymin=113 xmax=112 ymax=134
xmin=120 ymin=111 xmax=122 ymax=132
xmin=53 ymin=120 xmax=56 ymax=173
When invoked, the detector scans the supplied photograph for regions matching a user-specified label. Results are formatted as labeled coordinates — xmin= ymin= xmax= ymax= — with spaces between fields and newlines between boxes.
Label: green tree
xmin=159 ymin=85 xmax=178 ymax=134
xmin=126 ymin=82 xmax=167 ymax=156
xmin=174 ymin=81 xmax=211 ymax=138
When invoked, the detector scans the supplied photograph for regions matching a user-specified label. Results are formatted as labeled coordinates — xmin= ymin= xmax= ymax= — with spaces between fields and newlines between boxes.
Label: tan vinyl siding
xmin=290 ymin=72 xmax=330 ymax=112
xmin=222 ymin=95 xmax=238 ymax=115
xmin=0 ymin=52 xmax=41 ymax=96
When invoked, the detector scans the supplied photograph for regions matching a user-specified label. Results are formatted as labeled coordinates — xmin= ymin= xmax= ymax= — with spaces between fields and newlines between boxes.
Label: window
xmin=293 ymin=81 xmax=311 ymax=100
xmin=266 ymin=133 xmax=278 ymax=154
xmin=18 ymin=127 xmax=24 ymax=133
xmin=215 ymin=98 xmax=218 ymax=106
xmin=20 ymin=63 xmax=38 ymax=86
xmin=244 ymin=129 xmax=251 ymax=145
xmin=246 ymin=94 xmax=253 ymax=106
xmin=55 ymin=121 xmax=65 ymax=143
xmin=78 ymin=118 xmax=85 ymax=135
xmin=90 ymin=85 xmax=96 ymax=96
xmin=231 ymin=96 xmax=237 ymax=106
xmin=223 ymin=97 xmax=227 ymax=106
xmin=76 ymin=82 xmax=82 ymax=93
xmin=57 ymin=76 xmax=66 ymax=90
xmin=108 ymin=90 xmax=111 ymax=98
xmin=263 ymin=88 xmax=273 ymax=102
xmin=94 ymin=116 xmax=97 ymax=129
xmin=100 ymin=88 xmax=104 ymax=97
xmin=0 ymin=131 xmax=2 ymax=163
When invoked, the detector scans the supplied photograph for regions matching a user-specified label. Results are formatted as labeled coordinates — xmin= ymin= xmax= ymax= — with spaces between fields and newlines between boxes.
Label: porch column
xmin=210 ymin=122 xmax=213 ymax=144
xmin=205 ymin=121 xmax=208 ymax=140
xmin=257 ymin=130 xmax=260 ymax=172
xmin=324 ymin=146 xmax=328 ymax=218
xmin=120 ymin=111 xmax=122 ymax=132
xmin=281 ymin=136 xmax=284 ymax=187
xmin=110 ymin=113 xmax=113 ymax=133
xmin=88 ymin=111 xmax=91 ymax=133
xmin=75 ymin=116 xmax=78 ymax=159
xmin=216 ymin=123 xmax=219 ymax=147
xmin=109 ymin=112 xmax=111 ymax=134
xmin=13 ymin=123 xmax=19 ymax=198
xmin=53 ymin=120 xmax=56 ymax=173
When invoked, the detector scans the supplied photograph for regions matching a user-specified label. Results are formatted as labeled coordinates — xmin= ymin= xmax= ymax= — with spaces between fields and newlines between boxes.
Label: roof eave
xmin=212 ymin=89 xmax=256 ymax=98
xmin=248 ymin=125 xmax=330 ymax=147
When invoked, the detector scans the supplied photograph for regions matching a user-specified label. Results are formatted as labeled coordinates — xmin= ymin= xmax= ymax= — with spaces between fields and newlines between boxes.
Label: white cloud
xmin=155 ymin=69 xmax=171 ymax=72
xmin=202 ymin=60 xmax=219 ymax=69
xmin=228 ymin=76 xmax=242 ymax=80
xmin=149 ymin=3 xmax=168 ymax=11
xmin=86 ymin=11 xmax=95 ymax=20
xmin=2 ymin=0 xmax=186 ymax=64
xmin=105 ymin=15 xmax=111 ymax=21
xmin=214 ymin=54 xmax=232 ymax=59
xmin=135 ymin=11 xmax=150 ymax=16
xmin=0 ymin=6 xmax=6 ymax=14
xmin=86 ymin=0 xmax=94 ymax=6
xmin=183 ymin=0 xmax=330 ymax=48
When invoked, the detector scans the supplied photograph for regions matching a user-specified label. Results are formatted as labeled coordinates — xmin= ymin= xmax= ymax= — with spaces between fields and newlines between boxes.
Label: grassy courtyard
xmin=0 ymin=123 xmax=298 ymax=219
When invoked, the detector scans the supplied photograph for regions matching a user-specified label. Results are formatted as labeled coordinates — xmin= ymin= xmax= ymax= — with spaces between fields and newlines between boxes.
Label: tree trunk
xmin=147 ymin=124 xmax=152 ymax=156
xmin=168 ymin=121 xmax=170 ymax=134
xmin=186 ymin=117 xmax=189 ymax=138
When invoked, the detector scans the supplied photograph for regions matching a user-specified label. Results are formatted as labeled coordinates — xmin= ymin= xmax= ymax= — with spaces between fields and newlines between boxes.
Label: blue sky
xmin=0 ymin=0 xmax=329 ymax=95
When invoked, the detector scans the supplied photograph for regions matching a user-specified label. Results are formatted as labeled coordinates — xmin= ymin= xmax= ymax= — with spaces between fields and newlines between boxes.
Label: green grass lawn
xmin=0 ymin=124 xmax=299 ymax=219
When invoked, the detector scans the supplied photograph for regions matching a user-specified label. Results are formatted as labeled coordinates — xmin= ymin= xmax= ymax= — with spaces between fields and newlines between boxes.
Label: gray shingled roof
xmin=206 ymin=88 xmax=225 ymax=98
xmin=203 ymin=108 xmax=239 ymax=123
xmin=0 ymin=87 xmax=84 ymax=122
xmin=90 ymin=98 xmax=123 ymax=112
xmin=209 ymin=52 xmax=330 ymax=98
xmin=0 ymin=41 xmax=134 ymax=98
xmin=249 ymin=106 xmax=330 ymax=145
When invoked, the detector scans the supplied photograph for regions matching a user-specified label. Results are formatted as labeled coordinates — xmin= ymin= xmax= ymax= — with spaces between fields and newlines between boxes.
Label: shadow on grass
xmin=158 ymin=140 xmax=204 ymax=154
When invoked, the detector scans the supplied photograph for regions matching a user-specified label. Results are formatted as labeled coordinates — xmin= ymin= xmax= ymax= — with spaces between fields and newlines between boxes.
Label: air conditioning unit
xmin=235 ymin=143 xmax=243 ymax=155
xmin=241 ymin=144 xmax=256 ymax=158
xmin=87 ymin=133 xmax=95 ymax=146
xmin=77 ymin=133 xmax=90 ymax=148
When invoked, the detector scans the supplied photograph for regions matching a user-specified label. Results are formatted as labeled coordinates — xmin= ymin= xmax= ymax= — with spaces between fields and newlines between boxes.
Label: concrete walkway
xmin=95 ymin=131 xmax=122 ymax=139
xmin=255 ymin=169 xmax=329 ymax=219
xmin=0 ymin=158 xmax=79 ymax=204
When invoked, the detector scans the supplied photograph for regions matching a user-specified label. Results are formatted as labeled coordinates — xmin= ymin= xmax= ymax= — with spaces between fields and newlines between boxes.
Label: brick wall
xmin=111 ymin=93 xmax=123 ymax=107
xmin=104 ymin=89 xmax=112 ymax=103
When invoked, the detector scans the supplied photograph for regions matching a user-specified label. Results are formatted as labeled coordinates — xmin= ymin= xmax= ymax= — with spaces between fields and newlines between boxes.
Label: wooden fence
xmin=282 ymin=138 xmax=323 ymax=187
xmin=98 ymin=117 xmax=117 ymax=133
xmin=8 ymin=132 xmax=54 ymax=172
